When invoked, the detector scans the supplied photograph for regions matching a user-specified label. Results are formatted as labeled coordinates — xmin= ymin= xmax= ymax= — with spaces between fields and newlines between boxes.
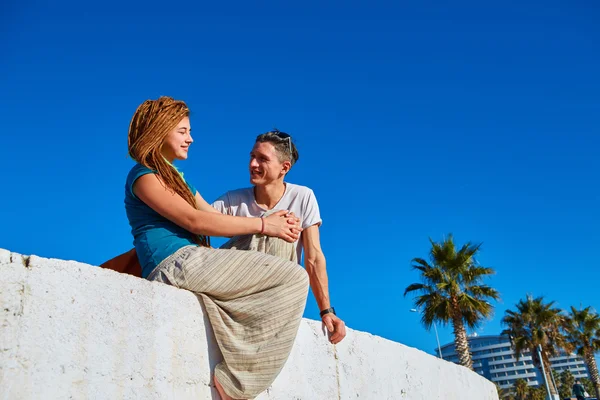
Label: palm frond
xmin=502 ymin=295 xmax=570 ymax=364
xmin=465 ymin=285 xmax=500 ymax=301
xmin=404 ymin=283 xmax=429 ymax=296
xmin=463 ymin=265 xmax=495 ymax=285
xmin=563 ymin=305 xmax=600 ymax=355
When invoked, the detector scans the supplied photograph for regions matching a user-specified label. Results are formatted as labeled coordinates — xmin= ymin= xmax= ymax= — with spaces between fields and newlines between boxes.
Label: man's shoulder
xmin=285 ymin=183 xmax=322 ymax=228
xmin=286 ymin=182 xmax=315 ymax=197
xmin=220 ymin=187 xmax=254 ymax=203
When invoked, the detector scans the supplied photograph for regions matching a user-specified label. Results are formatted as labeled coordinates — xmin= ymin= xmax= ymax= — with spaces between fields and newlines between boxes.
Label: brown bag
xmin=99 ymin=248 xmax=142 ymax=277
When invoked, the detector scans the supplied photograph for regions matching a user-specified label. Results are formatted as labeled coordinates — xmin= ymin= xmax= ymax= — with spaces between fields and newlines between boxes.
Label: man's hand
xmin=285 ymin=212 xmax=302 ymax=235
xmin=322 ymin=314 xmax=346 ymax=344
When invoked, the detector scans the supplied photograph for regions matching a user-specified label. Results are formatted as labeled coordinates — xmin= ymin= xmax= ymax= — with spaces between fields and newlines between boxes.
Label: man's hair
xmin=255 ymin=129 xmax=299 ymax=167
xmin=127 ymin=96 xmax=209 ymax=247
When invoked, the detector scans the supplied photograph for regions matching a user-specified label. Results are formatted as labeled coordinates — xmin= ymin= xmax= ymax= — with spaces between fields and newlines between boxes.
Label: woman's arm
xmin=134 ymin=174 xmax=299 ymax=241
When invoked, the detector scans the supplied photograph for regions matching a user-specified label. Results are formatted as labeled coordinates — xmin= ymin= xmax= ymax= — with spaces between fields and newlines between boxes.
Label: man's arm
xmin=302 ymin=225 xmax=346 ymax=344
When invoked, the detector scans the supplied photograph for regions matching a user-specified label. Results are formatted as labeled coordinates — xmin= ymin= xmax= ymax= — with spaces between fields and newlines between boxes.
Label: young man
xmin=572 ymin=380 xmax=586 ymax=400
xmin=212 ymin=130 xmax=346 ymax=344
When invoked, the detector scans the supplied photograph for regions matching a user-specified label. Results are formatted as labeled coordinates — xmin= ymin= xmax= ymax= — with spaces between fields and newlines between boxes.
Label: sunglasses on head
xmin=271 ymin=129 xmax=293 ymax=154
xmin=272 ymin=129 xmax=290 ymax=139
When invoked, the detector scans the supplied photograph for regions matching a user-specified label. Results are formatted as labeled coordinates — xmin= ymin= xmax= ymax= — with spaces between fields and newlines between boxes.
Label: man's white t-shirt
xmin=212 ymin=183 xmax=322 ymax=263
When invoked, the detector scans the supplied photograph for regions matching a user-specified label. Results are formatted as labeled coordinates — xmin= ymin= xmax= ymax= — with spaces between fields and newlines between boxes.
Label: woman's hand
xmin=263 ymin=210 xmax=303 ymax=242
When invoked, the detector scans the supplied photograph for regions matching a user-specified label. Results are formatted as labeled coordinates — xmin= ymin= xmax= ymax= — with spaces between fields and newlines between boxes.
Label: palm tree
xmin=551 ymin=370 xmax=561 ymax=396
xmin=558 ymin=369 xmax=575 ymax=400
xmin=501 ymin=295 xmax=568 ymax=399
xmin=564 ymin=306 xmax=600 ymax=399
xmin=526 ymin=386 xmax=546 ymax=400
xmin=580 ymin=378 xmax=595 ymax=397
xmin=404 ymin=234 xmax=499 ymax=369
xmin=513 ymin=378 xmax=528 ymax=400
xmin=496 ymin=383 xmax=515 ymax=400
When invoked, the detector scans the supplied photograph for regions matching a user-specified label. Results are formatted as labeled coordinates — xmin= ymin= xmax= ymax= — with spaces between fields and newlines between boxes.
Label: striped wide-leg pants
xmin=147 ymin=236 xmax=308 ymax=399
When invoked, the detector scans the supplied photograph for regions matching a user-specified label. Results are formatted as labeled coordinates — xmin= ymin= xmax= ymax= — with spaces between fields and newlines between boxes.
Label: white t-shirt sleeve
xmin=212 ymin=192 xmax=231 ymax=215
xmin=302 ymin=189 xmax=322 ymax=229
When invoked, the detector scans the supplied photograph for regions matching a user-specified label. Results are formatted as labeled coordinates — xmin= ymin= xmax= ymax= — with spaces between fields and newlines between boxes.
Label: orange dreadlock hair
xmin=127 ymin=96 xmax=210 ymax=247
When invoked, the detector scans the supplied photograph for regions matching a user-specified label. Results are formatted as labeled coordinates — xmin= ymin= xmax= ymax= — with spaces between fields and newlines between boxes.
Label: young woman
xmin=124 ymin=96 xmax=309 ymax=400
xmin=212 ymin=130 xmax=346 ymax=345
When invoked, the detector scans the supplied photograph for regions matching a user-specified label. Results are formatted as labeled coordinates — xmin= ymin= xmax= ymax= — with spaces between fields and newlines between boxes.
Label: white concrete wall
xmin=0 ymin=248 xmax=499 ymax=400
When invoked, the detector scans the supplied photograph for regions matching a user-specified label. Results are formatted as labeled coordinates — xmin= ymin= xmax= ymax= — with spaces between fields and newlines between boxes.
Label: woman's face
xmin=161 ymin=117 xmax=192 ymax=162
xmin=249 ymin=141 xmax=290 ymax=186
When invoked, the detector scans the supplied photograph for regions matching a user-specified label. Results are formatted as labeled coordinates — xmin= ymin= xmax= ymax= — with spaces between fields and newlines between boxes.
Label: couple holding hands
xmin=114 ymin=96 xmax=345 ymax=400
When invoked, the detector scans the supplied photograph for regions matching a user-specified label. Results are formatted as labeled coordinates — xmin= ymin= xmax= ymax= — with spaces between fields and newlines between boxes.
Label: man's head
xmin=249 ymin=130 xmax=299 ymax=186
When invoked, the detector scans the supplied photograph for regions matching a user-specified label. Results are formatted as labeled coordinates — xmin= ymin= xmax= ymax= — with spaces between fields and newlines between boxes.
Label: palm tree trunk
xmin=451 ymin=299 xmax=473 ymax=369
xmin=583 ymin=348 xmax=600 ymax=400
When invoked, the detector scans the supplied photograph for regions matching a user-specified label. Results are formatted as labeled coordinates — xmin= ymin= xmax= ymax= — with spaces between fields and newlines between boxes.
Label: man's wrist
xmin=320 ymin=307 xmax=336 ymax=318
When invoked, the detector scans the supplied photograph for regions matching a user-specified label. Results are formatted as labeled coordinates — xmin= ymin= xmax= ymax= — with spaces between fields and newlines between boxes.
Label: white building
xmin=438 ymin=335 xmax=589 ymax=389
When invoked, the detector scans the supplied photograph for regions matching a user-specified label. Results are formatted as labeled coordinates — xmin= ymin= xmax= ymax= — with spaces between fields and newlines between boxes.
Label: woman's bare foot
xmin=214 ymin=375 xmax=242 ymax=400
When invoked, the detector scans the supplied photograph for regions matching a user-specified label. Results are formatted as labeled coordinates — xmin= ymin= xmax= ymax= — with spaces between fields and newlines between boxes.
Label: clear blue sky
xmin=1 ymin=0 xmax=598 ymax=357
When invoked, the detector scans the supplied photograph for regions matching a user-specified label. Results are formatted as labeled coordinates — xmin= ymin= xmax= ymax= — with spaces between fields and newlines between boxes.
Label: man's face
xmin=249 ymin=141 xmax=290 ymax=185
